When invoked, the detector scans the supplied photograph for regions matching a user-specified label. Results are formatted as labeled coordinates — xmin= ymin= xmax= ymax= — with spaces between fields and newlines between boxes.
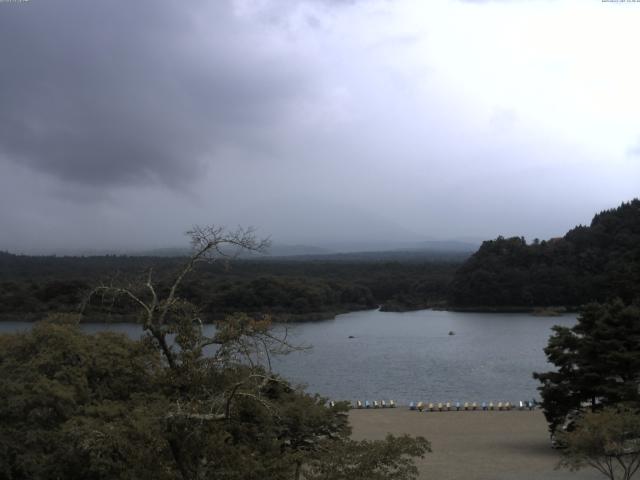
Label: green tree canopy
xmin=450 ymin=199 xmax=640 ymax=307
xmin=558 ymin=406 xmax=640 ymax=480
xmin=0 ymin=226 xmax=430 ymax=480
xmin=534 ymin=300 xmax=640 ymax=433
xmin=0 ymin=316 xmax=171 ymax=480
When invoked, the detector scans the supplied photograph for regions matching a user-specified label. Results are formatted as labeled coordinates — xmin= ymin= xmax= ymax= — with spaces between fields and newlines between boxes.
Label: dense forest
xmin=450 ymin=199 xmax=640 ymax=308
xmin=0 ymin=251 xmax=464 ymax=322
xmin=2 ymin=199 xmax=639 ymax=321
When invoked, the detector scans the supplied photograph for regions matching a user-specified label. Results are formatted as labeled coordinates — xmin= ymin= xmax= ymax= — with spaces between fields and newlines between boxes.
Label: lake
xmin=0 ymin=309 xmax=575 ymax=405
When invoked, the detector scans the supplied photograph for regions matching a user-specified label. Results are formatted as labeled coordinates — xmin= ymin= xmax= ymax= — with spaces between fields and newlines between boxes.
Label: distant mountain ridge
xmin=127 ymin=240 xmax=478 ymax=259
xmin=2 ymin=237 xmax=479 ymax=259
xmin=450 ymin=199 xmax=640 ymax=307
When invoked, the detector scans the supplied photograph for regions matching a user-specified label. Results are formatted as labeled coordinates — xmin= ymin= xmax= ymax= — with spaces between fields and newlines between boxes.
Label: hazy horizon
xmin=1 ymin=0 xmax=639 ymax=254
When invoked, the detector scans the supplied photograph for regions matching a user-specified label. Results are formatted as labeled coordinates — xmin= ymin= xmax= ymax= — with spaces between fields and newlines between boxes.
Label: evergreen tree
xmin=451 ymin=199 xmax=640 ymax=307
xmin=534 ymin=300 xmax=640 ymax=433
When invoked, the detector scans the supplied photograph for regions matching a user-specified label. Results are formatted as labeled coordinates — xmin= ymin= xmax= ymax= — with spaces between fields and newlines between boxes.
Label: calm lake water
xmin=0 ymin=309 xmax=576 ymax=405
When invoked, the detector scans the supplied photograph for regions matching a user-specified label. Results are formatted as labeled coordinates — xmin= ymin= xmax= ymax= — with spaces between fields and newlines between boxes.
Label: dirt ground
xmin=349 ymin=408 xmax=604 ymax=480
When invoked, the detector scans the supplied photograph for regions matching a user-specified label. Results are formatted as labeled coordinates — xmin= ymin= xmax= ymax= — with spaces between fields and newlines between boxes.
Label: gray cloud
xmin=0 ymin=0 xmax=638 ymax=254
xmin=0 ymin=0 xmax=308 ymax=188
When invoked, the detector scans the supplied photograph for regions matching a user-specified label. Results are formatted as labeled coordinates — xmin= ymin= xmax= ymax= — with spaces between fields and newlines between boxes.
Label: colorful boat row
xmin=352 ymin=400 xmax=397 ymax=409
xmin=408 ymin=400 xmax=537 ymax=411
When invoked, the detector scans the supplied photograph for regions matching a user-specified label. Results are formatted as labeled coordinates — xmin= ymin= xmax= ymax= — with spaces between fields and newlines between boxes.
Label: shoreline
xmin=0 ymin=305 xmax=578 ymax=324
xmin=349 ymin=408 xmax=599 ymax=480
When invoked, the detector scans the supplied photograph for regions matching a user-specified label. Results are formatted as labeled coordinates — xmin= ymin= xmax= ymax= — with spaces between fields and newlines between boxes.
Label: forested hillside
xmin=450 ymin=199 xmax=640 ymax=307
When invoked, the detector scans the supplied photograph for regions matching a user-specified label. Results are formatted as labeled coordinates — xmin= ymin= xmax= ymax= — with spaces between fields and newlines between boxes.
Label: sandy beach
xmin=349 ymin=408 xmax=602 ymax=480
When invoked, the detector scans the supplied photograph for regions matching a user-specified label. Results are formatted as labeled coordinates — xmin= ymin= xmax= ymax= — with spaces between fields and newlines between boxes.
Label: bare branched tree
xmin=81 ymin=225 xmax=304 ymax=411
xmin=79 ymin=226 xmax=314 ymax=478
xmin=83 ymin=226 xmax=271 ymax=364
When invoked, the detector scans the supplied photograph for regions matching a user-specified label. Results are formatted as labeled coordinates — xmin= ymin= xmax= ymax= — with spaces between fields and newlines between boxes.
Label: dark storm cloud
xmin=1 ymin=0 xmax=638 ymax=254
xmin=0 ymin=0 xmax=307 ymax=188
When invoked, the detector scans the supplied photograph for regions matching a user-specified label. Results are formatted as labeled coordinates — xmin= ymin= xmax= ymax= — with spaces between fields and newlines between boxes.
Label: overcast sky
xmin=1 ymin=0 xmax=639 ymax=253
